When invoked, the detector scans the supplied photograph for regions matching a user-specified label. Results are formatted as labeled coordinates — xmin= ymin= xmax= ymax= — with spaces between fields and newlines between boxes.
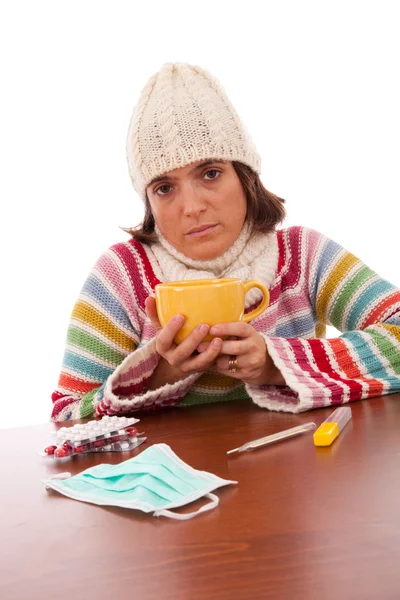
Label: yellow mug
xmin=155 ymin=278 xmax=270 ymax=345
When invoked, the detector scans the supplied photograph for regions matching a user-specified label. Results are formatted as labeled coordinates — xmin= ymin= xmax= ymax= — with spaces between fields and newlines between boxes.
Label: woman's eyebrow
xmin=149 ymin=160 xmax=227 ymax=187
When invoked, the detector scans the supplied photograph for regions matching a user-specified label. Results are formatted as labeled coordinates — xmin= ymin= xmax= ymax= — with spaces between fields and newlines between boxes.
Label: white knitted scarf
xmin=146 ymin=222 xmax=279 ymax=307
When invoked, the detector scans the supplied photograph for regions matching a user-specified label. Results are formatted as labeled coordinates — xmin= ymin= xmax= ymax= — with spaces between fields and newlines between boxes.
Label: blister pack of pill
xmin=42 ymin=416 xmax=147 ymax=459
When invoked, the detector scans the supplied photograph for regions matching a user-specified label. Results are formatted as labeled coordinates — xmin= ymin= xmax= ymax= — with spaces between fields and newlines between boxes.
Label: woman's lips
xmin=186 ymin=224 xmax=218 ymax=237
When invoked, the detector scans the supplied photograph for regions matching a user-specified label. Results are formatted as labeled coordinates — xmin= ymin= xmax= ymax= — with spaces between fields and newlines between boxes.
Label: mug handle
xmin=242 ymin=280 xmax=270 ymax=322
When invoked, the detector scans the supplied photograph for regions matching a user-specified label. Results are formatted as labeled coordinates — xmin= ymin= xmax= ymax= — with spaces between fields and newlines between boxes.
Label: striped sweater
xmin=51 ymin=226 xmax=400 ymax=421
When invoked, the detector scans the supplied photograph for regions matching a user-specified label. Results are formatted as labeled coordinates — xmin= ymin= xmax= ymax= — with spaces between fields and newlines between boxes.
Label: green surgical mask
xmin=42 ymin=443 xmax=237 ymax=520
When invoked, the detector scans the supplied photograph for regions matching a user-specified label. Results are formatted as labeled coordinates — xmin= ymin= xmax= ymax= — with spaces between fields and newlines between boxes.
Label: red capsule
xmin=44 ymin=445 xmax=57 ymax=455
xmin=62 ymin=441 xmax=72 ymax=449
xmin=92 ymin=440 xmax=105 ymax=448
xmin=75 ymin=444 xmax=88 ymax=453
xmin=54 ymin=447 xmax=69 ymax=458
xmin=126 ymin=427 xmax=138 ymax=436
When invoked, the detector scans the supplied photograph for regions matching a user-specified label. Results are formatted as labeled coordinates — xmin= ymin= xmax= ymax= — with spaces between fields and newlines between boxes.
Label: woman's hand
xmin=145 ymin=297 xmax=223 ymax=384
xmin=197 ymin=322 xmax=286 ymax=386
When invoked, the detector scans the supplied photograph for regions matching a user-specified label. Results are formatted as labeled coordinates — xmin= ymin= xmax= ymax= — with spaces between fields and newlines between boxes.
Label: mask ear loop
xmin=153 ymin=493 xmax=219 ymax=520
xmin=48 ymin=472 xmax=72 ymax=480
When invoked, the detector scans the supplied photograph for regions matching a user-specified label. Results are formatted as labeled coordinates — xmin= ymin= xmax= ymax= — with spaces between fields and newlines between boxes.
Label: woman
xmin=51 ymin=62 xmax=400 ymax=421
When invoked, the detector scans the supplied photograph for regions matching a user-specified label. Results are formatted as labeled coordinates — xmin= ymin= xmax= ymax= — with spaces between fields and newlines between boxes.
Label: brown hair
xmin=121 ymin=161 xmax=286 ymax=243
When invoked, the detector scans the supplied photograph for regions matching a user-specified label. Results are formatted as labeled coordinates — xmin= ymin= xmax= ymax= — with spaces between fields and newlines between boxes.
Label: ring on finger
xmin=228 ymin=355 xmax=238 ymax=374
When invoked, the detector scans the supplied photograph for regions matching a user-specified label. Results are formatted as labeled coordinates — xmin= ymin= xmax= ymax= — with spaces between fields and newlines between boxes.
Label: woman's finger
xmin=181 ymin=337 xmax=223 ymax=372
xmin=144 ymin=296 xmax=162 ymax=331
xmin=198 ymin=339 xmax=248 ymax=356
xmin=209 ymin=322 xmax=251 ymax=338
xmin=165 ymin=323 xmax=211 ymax=366
xmin=156 ymin=314 xmax=185 ymax=354
xmin=196 ymin=341 xmax=211 ymax=353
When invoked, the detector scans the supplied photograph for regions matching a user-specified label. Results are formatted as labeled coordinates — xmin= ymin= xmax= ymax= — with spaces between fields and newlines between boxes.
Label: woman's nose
xmin=182 ymin=187 xmax=207 ymax=216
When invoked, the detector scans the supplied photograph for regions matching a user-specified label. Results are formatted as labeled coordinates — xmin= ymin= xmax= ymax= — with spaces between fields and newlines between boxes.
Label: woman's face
xmin=146 ymin=160 xmax=247 ymax=260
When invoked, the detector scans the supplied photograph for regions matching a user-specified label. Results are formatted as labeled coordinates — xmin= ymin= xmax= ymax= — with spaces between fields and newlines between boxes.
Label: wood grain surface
xmin=2 ymin=394 xmax=400 ymax=600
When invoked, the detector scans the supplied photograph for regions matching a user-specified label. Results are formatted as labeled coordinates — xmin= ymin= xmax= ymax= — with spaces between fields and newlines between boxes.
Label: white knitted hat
xmin=126 ymin=62 xmax=262 ymax=200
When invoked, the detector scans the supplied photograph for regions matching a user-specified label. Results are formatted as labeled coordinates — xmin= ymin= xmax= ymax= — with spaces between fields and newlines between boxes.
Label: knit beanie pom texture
xmin=126 ymin=62 xmax=261 ymax=200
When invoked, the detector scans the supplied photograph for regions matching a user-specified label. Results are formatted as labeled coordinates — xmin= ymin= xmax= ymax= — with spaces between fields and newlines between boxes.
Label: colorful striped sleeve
xmin=51 ymin=241 xmax=202 ymax=421
xmin=51 ymin=246 xmax=143 ymax=421
xmin=247 ymin=227 xmax=400 ymax=413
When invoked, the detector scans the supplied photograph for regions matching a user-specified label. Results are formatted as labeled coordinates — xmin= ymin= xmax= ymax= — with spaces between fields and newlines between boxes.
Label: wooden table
xmin=2 ymin=394 xmax=400 ymax=600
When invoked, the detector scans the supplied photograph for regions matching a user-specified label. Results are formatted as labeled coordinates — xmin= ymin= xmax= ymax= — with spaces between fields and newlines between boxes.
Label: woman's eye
xmin=155 ymin=169 xmax=220 ymax=194
xmin=204 ymin=169 xmax=221 ymax=180
xmin=155 ymin=184 xmax=171 ymax=196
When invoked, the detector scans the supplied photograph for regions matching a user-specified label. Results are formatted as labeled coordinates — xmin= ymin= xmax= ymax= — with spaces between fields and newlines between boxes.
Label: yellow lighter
xmin=313 ymin=407 xmax=352 ymax=446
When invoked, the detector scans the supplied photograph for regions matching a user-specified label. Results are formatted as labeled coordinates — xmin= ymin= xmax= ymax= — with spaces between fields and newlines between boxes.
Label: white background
xmin=1 ymin=1 xmax=399 ymax=428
